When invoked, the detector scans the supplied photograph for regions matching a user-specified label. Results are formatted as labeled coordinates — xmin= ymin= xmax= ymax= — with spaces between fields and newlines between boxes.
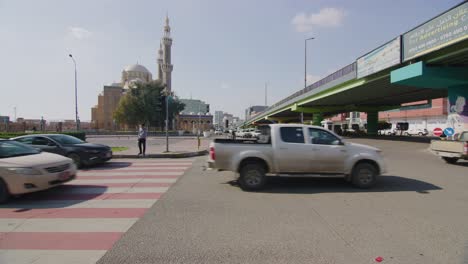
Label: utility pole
xmin=161 ymin=88 xmax=170 ymax=153
xmin=303 ymin=37 xmax=315 ymax=124
xmin=165 ymin=94 xmax=169 ymax=152
xmin=197 ymin=104 xmax=201 ymax=150
xmin=69 ymin=54 xmax=79 ymax=131
xmin=198 ymin=104 xmax=201 ymax=135
xmin=264 ymin=82 xmax=268 ymax=106
xmin=13 ymin=106 xmax=16 ymax=122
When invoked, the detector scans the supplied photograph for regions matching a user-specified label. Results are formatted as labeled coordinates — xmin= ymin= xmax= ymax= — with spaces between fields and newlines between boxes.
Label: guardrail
xmin=245 ymin=62 xmax=357 ymax=124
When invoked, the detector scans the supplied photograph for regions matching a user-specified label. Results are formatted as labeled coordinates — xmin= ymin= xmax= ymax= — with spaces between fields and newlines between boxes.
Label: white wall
xmin=388 ymin=117 xmax=447 ymax=132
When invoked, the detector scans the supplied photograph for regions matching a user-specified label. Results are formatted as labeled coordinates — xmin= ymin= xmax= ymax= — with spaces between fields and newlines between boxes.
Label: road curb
xmin=112 ymin=149 xmax=208 ymax=159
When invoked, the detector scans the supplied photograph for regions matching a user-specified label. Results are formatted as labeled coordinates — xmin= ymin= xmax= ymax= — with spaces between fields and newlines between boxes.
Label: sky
xmin=0 ymin=0 xmax=462 ymax=121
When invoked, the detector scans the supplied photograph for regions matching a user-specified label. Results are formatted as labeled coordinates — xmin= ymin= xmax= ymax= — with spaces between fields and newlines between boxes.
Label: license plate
xmin=58 ymin=171 xmax=70 ymax=180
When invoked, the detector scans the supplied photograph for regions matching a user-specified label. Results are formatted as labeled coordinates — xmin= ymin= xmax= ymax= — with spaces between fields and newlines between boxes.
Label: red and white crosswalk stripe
xmin=0 ymin=158 xmax=193 ymax=264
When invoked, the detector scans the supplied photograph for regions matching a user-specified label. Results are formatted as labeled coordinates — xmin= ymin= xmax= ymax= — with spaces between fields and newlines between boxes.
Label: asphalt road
xmin=98 ymin=139 xmax=468 ymax=264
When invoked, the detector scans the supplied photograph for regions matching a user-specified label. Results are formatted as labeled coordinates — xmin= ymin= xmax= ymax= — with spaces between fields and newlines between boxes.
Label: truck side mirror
xmin=332 ymin=140 xmax=344 ymax=145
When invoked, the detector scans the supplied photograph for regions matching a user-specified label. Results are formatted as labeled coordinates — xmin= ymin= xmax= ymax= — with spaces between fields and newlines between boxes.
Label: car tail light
xmin=209 ymin=147 xmax=215 ymax=160
xmin=464 ymin=142 xmax=468 ymax=155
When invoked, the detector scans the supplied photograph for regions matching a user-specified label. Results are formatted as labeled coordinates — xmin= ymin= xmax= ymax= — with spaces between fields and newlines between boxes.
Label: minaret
xmin=161 ymin=15 xmax=173 ymax=92
xmin=157 ymin=43 xmax=163 ymax=81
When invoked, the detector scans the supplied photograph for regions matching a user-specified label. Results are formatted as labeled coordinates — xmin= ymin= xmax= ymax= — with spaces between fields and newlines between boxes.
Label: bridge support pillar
xmin=447 ymin=85 xmax=468 ymax=133
xmin=366 ymin=111 xmax=378 ymax=136
xmin=391 ymin=61 xmax=468 ymax=133
xmin=312 ymin=113 xmax=323 ymax=126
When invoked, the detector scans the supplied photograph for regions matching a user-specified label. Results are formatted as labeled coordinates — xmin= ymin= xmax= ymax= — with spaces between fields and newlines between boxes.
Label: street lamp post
xmin=68 ymin=54 xmax=79 ymax=131
xmin=303 ymin=37 xmax=315 ymax=124
xmin=162 ymin=88 xmax=170 ymax=153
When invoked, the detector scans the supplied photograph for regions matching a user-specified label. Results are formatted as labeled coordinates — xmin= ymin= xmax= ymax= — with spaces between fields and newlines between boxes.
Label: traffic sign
xmin=444 ymin=127 xmax=455 ymax=136
xmin=433 ymin=127 xmax=443 ymax=137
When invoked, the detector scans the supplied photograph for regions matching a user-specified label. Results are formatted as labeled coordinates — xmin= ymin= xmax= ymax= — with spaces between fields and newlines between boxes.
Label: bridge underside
xmin=251 ymin=39 xmax=468 ymax=132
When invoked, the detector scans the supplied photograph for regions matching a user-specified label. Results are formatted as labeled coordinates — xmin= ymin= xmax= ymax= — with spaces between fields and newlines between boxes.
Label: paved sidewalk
xmin=0 ymin=158 xmax=195 ymax=264
xmin=87 ymin=136 xmax=212 ymax=158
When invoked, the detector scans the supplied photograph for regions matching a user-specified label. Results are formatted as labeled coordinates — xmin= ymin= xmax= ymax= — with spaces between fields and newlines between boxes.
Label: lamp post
xmin=162 ymin=88 xmax=170 ymax=153
xmin=68 ymin=54 xmax=79 ymax=131
xmin=198 ymin=104 xmax=201 ymax=136
xmin=303 ymin=37 xmax=315 ymax=124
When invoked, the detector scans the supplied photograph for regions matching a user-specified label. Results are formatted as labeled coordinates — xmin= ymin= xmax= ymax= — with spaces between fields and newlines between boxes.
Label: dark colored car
xmin=12 ymin=134 xmax=112 ymax=168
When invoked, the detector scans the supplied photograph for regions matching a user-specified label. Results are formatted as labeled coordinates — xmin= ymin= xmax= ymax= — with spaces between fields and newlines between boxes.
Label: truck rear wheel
xmin=442 ymin=157 xmax=458 ymax=164
xmin=351 ymin=163 xmax=378 ymax=189
xmin=239 ymin=164 xmax=267 ymax=191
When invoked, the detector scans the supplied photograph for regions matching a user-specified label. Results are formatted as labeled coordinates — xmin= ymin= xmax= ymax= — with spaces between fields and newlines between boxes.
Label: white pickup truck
xmin=207 ymin=124 xmax=386 ymax=191
xmin=430 ymin=131 xmax=468 ymax=164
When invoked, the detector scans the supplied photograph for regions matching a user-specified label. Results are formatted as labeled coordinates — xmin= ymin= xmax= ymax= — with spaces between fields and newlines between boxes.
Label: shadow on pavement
xmin=0 ymin=184 xmax=109 ymax=209
xmin=82 ymin=162 xmax=133 ymax=170
xmin=451 ymin=161 xmax=468 ymax=167
xmin=224 ymin=175 xmax=442 ymax=194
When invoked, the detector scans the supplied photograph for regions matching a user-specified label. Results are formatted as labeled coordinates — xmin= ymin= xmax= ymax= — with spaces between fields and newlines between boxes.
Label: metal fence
xmin=247 ymin=62 xmax=357 ymax=123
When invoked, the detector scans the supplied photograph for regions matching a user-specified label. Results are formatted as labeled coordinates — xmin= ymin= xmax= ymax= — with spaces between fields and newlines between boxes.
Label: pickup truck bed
xmin=430 ymin=131 xmax=468 ymax=164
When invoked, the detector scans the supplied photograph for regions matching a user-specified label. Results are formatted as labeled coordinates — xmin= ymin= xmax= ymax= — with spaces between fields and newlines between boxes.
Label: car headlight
xmin=6 ymin=167 xmax=42 ymax=175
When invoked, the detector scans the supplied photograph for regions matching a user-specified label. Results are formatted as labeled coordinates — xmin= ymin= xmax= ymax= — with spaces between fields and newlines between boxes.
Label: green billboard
xmin=403 ymin=2 xmax=468 ymax=61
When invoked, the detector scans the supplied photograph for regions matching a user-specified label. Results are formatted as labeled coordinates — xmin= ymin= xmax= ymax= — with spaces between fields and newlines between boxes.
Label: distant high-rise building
xmin=0 ymin=116 xmax=10 ymax=124
xmin=176 ymin=98 xmax=213 ymax=133
xmin=245 ymin=105 xmax=268 ymax=120
xmin=232 ymin=117 xmax=244 ymax=127
xmin=179 ymin=99 xmax=210 ymax=115
xmin=214 ymin=111 xmax=224 ymax=128
xmin=223 ymin=113 xmax=233 ymax=129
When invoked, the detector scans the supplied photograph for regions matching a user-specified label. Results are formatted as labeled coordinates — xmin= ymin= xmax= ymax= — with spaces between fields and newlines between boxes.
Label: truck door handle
xmin=340 ymin=150 xmax=347 ymax=152
xmin=279 ymin=147 xmax=288 ymax=150
xmin=312 ymin=148 xmax=319 ymax=151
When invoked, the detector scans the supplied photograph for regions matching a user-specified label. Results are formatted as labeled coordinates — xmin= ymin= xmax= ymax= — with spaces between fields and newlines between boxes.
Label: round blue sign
xmin=444 ymin=127 xmax=455 ymax=136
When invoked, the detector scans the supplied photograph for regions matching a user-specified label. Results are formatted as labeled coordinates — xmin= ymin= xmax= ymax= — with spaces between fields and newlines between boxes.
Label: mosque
xmin=92 ymin=16 xmax=181 ymax=131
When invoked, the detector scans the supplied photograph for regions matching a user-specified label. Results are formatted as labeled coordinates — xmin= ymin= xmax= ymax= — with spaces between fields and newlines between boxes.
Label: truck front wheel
xmin=442 ymin=157 xmax=458 ymax=164
xmin=239 ymin=164 xmax=267 ymax=191
xmin=351 ymin=163 xmax=378 ymax=189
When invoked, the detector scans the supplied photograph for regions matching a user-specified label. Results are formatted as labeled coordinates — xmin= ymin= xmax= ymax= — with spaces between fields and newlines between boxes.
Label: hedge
xmin=0 ymin=131 xmax=86 ymax=141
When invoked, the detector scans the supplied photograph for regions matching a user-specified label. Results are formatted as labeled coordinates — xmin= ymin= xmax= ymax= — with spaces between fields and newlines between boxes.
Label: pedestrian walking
xmin=138 ymin=123 xmax=147 ymax=157
xmin=231 ymin=130 xmax=236 ymax=140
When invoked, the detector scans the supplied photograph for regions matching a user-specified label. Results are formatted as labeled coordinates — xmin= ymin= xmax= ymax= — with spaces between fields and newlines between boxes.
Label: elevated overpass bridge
xmin=244 ymin=2 xmax=468 ymax=135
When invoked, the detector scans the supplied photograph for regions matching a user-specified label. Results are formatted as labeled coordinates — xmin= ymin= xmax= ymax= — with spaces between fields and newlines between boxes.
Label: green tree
xmin=114 ymin=81 xmax=164 ymax=129
xmin=166 ymin=97 xmax=185 ymax=127
xmin=113 ymin=80 xmax=185 ymax=130
xmin=113 ymin=94 xmax=141 ymax=127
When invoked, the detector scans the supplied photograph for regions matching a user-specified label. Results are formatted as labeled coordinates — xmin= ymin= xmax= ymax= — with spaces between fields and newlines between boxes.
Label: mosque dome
xmin=121 ymin=63 xmax=153 ymax=87
xmin=124 ymin=64 xmax=150 ymax=73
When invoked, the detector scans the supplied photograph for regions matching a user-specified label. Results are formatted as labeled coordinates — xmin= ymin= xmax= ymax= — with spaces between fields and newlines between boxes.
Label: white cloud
xmin=306 ymin=74 xmax=321 ymax=85
xmin=292 ymin=8 xmax=345 ymax=33
xmin=68 ymin=27 xmax=92 ymax=40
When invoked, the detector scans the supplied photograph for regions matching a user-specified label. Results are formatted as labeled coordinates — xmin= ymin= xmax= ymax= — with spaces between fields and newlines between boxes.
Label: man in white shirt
xmin=138 ymin=123 xmax=147 ymax=157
